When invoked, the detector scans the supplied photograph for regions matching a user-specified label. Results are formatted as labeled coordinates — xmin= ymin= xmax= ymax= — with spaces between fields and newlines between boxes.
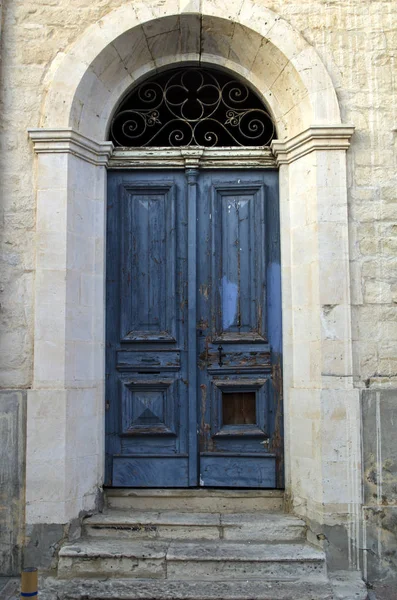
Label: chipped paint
xmin=199 ymin=284 xmax=209 ymax=300
xmin=221 ymin=276 xmax=238 ymax=330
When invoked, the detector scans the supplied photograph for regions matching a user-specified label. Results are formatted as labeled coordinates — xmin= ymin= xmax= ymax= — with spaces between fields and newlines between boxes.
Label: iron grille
xmin=110 ymin=67 xmax=276 ymax=148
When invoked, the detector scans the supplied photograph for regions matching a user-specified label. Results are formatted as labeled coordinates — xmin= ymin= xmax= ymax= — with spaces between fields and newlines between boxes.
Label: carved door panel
xmin=106 ymin=169 xmax=282 ymax=488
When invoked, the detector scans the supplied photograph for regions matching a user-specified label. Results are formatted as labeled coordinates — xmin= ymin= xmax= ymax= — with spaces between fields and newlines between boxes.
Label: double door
xmin=106 ymin=169 xmax=283 ymax=488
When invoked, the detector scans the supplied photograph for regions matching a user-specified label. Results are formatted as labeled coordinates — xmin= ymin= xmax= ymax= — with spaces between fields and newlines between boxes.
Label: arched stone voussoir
xmin=76 ymin=52 xmax=290 ymax=142
xmin=41 ymin=0 xmax=341 ymax=140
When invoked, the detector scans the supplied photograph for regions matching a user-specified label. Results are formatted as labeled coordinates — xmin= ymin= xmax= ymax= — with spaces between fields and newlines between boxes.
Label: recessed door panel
xmin=213 ymin=186 xmax=266 ymax=337
xmin=119 ymin=184 xmax=177 ymax=342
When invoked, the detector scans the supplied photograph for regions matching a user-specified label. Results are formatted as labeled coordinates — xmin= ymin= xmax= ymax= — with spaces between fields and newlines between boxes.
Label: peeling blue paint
xmin=267 ymin=262 xmax=282 ymax=355
xmin=221 ymin=276 xmax=238 ymax=329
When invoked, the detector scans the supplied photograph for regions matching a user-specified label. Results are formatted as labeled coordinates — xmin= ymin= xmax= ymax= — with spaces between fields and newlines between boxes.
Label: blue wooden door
xmin=197 ymin=171 xmax=283 ymax=488
xmin=106 ymin=169 xmax=282 ymax=488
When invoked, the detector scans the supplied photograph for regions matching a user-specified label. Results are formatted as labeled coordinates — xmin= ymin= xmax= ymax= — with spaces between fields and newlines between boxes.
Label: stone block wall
xmin=0 ymin=0 xmax=396 ymax=585
xmin=0 ymin=0 xmax=397 ymax=388
xmin=0 ymin=391 xmax=26 ymax=576
xmin=361 ymin=390 xmax=397 ymax=582
xmin=0 ymin=1 xmax=396 ymax=393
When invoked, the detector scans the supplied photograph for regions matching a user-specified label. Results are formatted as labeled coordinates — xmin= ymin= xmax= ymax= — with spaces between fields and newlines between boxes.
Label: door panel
xmin=106 ymin=169 xmax=282 ymax=488
xmin=197 ymin=171 xmax=282 ymax=488
xmin=199 ymin=455 xmax=276 ymax=488
xmin=202 ymin=179 xmax=267 ymax=341
xmin=215 ymin=184 xmax=266 ymax=338
xmin=106 ymin=171 xmax=190 ymax=487
xmin=119 ymin=182 xmax=177 ymax=342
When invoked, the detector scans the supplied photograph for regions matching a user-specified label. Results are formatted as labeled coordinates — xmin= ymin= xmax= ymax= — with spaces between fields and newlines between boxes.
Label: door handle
xmin=218 ymin=345 xmax=225 ymax=367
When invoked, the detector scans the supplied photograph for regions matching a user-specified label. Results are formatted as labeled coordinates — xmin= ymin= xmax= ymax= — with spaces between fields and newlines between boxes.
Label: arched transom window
xmin=110 ymin=67 xmax=276 ymax=148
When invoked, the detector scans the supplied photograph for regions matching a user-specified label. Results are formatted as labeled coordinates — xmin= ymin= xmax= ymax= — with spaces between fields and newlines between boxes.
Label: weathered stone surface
xmin=328 ymin=571 xmax=369 ymax=600
xmin=58 ymin=539 xmax=169 ymax=579
xmin=360 ymin=390 xmax=397 ymax=583
xmin=1 ymin=0 xmax=396 ymax=588
xmin=307 ymin=519 xmax=351 ymax=573
xmin=58 ymin=537 xmax=326 ymax=581
xmin=0 ymin=578 xmax=19 ymax=600
xmin=39 ymin=576 xmax=336 ymax=600
xmin=0 ymin=0 xmax=396 ymax=392
xmin=362 ymin=390 xmax=397 ymax=506
xmin=83 ymin=510 xmax=306 ymax=542
xmin=166 ymin=541 xmax=326 ymax=580
xmin=47 ymin=502 xmax=366 ymax=596
xmin=167 ymin=540 xmax=324 ymax=563
xmin=106 ymin=489 xmax=284 ymax=513
xmin=221 ymin=512 xmax=306 ymax=541
xmin=362 ymin=506 xmax=397 ymax=584
xmin=371 ymin=582 xmax=397 ymax=600
xmin=23 ymin=523 xmax=66 ymax=572
xmin=60 ymin=539 xmax=170 ymax=559
xmin=84 ymin=510 xmax=221 ymax=541
xmin=0 ymin=391 xmax=26 ymax=576
xmin=87 ymin=510 xmax=221 ymax=527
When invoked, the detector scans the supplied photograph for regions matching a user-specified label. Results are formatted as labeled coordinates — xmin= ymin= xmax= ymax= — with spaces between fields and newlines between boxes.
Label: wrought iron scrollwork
xmin=110 ymin=68 xmax=275 ymax=148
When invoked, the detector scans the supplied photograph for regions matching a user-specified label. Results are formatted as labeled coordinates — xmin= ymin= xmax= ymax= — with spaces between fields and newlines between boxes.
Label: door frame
xmin=25 ymin=0 xmax=360 ymax=568
xmin=107 ymin=147 xmax=277 ymax=170
xmin=27 ymin=126 xmax=359 ymax=551
xmin=105 ymin=148 xmax=282 ymax=488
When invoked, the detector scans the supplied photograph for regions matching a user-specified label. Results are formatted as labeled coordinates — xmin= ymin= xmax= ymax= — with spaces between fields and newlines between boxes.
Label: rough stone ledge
xmin=59 ymin=539 xmax=325 ymax=563
xmin=83 ymin=510 xmax=306 ymax=542
xmin=57 ymin=538 xmax=327 ymax=581
xmin=166 ymin=541 xmax=324 ymax=562
xmin=39 ymin=577 xmax=336 ymax=600
xmin=38 ymin=574 xmax=370 ymax=600
xmin=106 ymin=489 xmax=285 ymax=512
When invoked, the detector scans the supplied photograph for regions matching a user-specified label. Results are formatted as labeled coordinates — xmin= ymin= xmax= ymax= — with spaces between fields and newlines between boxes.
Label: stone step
xmin=166 ymin=541 xmax=326 ymax=580
xmin=58 ymin=539 xmax=326 ymax=581
xmin=106 ymin=488 xmax=284 ymax=513
xmin=83 ymin=510 xmax=306 ymax=542
xmin=40 ymin=577 xmax=335 ymax=600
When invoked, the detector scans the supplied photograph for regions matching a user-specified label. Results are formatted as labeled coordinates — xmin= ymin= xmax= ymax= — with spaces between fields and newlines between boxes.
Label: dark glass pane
xmin=222 ymin=392 xmax=256 ymax=425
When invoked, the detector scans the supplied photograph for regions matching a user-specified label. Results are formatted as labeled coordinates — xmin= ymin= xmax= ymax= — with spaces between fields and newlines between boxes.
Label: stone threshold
xmin=105 ymin=488 xmax=285 ymax=512
xmin=106 ymin=488 xmax=284 ymax=497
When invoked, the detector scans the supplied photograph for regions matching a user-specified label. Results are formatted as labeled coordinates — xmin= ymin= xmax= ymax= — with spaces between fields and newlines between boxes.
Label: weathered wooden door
xmin=106 ymin=169 xmax=282 ymax=488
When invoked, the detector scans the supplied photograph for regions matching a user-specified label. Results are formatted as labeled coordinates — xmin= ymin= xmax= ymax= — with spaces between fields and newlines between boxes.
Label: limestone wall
xmin=361 ymin=390 xmax=397 ymax=582
xmin=0 ymin=0 xmax=396 ymax=389
xmin=0 ymin=392 xmax=26 ymax=575
xmin=0 ymin=0 xmax=396 ymax=583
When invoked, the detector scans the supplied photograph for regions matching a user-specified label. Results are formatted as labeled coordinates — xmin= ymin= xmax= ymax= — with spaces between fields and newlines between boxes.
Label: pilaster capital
xmin=182 ymin=148 xmax=204 ymax=170
xmin=271 ymin=125 xmax=355 ymax=165
xmin=28 ymin=128 xmax=114 ymax=166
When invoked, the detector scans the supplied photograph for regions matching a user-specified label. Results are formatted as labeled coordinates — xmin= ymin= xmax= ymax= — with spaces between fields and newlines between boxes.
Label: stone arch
xmin=28 ymin=0 xmax=360 ymax=565
xmin=41 ymin=2 xmax=341 ymax=141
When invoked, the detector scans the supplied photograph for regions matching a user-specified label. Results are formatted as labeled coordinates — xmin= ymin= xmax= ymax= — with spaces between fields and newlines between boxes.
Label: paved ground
xmin=369 ymin=583 xmax=397 ymax=600
xmin=0 ymin=577 xmax=19 ymax=600
xmin=1 ymin=575 xmax=395 ymax=599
